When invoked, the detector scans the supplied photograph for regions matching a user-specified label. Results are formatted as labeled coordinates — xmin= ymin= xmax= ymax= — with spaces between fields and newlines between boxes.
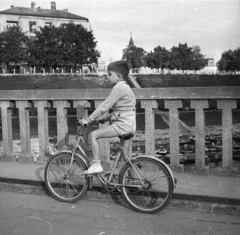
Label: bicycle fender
xmin=61 ymin=150 xmax=90 ymax=166
xmin=135 ymin=155 xmax=177 ymax=187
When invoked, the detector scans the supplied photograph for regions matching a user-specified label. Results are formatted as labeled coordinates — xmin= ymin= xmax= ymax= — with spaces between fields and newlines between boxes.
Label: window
xmin=29 ymin=21 xmax=36 ymax=32
xmin=6 ymin=21 xmax=18 ymax=27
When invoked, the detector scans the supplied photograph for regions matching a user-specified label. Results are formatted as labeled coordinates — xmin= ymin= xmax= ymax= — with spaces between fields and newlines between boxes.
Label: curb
xmin=1 ymin=177 xmax=240 ymax=216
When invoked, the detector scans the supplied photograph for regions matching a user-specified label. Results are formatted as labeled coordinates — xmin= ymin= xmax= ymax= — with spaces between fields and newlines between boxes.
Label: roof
xmin=0 ymin=7 xmax=89 ymax=21
xmin=128 ymin=35 xmax=134 ymax=47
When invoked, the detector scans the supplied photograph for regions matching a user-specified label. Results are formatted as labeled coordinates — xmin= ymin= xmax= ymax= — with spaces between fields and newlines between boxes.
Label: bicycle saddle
xmin=119 ymin=133 xmax=134 ymax=140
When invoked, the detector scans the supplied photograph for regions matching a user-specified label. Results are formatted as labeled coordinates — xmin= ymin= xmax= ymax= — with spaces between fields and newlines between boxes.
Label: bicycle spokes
xmin=119 ymin=157 xmax=173 ymax=213
xmin=44 ymin=153 xmax=89 ymax=202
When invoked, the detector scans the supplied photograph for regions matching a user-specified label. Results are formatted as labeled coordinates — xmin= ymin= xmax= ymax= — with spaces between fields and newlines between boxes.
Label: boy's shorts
xmin=110 ymin=110 xmax=136 ymax=136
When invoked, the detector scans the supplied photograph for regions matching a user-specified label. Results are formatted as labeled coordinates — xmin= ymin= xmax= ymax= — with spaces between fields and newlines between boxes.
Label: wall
xmin=0 ymin=13 xmax=90 ymax=34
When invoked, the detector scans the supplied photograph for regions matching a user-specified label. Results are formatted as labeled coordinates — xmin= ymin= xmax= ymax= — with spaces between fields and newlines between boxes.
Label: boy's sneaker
xmin=82 ymin=163 xmax=103 ymax=174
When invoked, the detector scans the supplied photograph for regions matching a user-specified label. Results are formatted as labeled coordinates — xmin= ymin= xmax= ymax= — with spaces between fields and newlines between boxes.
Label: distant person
xmin=78 ymin=60 xmax=136 ymax=174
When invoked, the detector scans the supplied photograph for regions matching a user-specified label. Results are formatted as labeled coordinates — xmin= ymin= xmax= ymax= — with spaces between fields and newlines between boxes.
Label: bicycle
xmin=44 ymin=124 xmax=176 ymax=214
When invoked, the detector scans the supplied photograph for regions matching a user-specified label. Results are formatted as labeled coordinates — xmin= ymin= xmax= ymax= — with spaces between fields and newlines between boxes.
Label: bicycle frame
xmin=95 ymin=146 xmax=143 ymax=187
xmin=66 ymin=128 xmax=92 ymax=167
xmin=67 ymin=126 xmax=146 ymax=189
xmin=64 ymin=125 xmax=176 ymax=192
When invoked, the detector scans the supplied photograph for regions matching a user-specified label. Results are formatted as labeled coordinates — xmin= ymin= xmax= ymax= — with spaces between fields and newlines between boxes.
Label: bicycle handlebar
xmin=76 ymin=122 xmax=86 ymax=136
xmin=76 ymin=120 xmax=89 ymax=127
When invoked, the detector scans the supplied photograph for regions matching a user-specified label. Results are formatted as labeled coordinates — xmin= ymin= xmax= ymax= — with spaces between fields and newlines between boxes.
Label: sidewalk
xmin=0 ymin=161 xmax=240 ymax=215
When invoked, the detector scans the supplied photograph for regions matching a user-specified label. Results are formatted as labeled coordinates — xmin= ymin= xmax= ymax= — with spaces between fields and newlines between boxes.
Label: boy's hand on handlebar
xmin=77 ymin=118 xmax=89 ymax=127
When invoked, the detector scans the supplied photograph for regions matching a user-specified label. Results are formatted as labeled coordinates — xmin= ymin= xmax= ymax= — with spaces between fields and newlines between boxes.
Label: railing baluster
xmin=217 ymin=100 xmax=237 ymax=173
xmin=0 ymin=101 xmax=14 ymax=159
xmin=73 ymin=100 xmax=91 ymax=119
xmin=73 ymin=100 xmax=91 ymax=153
xmin=191 ymin=100 xmax=209 ymax=174
xmin=164 ymin=100 xmax=184 ymax=172
xmin=53 ymin=101 xmax=71 ymax=150
xmin=34 ymin=101 xmax=51 ymax=163
xmin=15 ymin=101 xmax=32 ymax=162
xmin=141 ymin=100 xmax=158 ymax=156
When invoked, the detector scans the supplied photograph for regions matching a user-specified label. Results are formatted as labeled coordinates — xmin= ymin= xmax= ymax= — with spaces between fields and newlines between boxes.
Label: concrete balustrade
xmin=34 ymin=101 xmax=51 ymax=162
xmin=165 ymin=100 xmax=183 ymax=172
xmin=15 ymin=101 xmax=32 ymax=161
xmin=53 ymin=101 xmax=71 ymax=150
xmin=217 ymin=100 xmax=237 ymax=170
xmin=0 ymin=101 xmax=14 ymax=157
xmin=191 ymin=100 xmax=209 ymax=174
xmin=141 ymin=100 xmax=158 ymax=156
xmin=0 ymin=87 xmax=240 ymax=174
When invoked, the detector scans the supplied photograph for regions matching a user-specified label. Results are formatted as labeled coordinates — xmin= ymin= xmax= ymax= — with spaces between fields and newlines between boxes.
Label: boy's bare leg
xmin=122 ymin=138 xmax=131 ymax=156
xmin=89 ymin=125 xmax=119 ymax=161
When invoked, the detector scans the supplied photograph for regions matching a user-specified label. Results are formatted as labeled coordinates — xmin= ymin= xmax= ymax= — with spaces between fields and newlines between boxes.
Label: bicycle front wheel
xmin=119 ymin=157 xmax=174 ymax=214
xmin=44 ymin=152 xmax=90 ymax=203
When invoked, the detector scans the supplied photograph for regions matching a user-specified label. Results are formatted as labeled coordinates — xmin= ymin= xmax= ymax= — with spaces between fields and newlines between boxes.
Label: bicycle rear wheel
xmin=119 ymin=157 xmax=173 ymax=214
xmin=44 ymin=152 xmax=90 ymax=203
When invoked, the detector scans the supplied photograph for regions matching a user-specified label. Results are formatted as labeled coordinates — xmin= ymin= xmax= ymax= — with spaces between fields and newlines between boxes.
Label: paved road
xmin=0 ymin=191 xmax=239 ymax=235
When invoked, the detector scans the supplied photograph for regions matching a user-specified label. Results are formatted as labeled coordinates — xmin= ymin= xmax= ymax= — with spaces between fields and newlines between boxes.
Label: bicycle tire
xmin=119 ymin=157 xmax=174 ymax=214
xmin=44 ymin=152 xmax=90 ymax=203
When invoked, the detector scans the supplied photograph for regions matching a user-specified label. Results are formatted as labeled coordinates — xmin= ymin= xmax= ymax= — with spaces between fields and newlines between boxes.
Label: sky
xmin=1 ymin=0 xmax=240 ymax=64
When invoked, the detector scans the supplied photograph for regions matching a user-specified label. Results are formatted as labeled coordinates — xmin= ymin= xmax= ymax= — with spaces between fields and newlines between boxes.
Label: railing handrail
xmin=0 ymin=87 xmax=240 ymax=100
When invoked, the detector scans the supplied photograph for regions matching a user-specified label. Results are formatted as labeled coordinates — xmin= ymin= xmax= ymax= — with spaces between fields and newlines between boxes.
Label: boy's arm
xmin=98 ymin=113 xmax=113 ymax=123
xmin=89 ymin=87 xmax=122 ymax=120
xmin=102 ymin=113 xmax=113 ymax=121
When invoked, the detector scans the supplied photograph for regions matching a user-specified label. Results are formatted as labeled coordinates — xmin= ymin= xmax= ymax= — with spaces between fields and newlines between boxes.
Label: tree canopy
xmin=170 ymin=43 xmax=207 ymax=70
xmin=137 ymin=43 xmax=208 ymax=71
xmin=144 ymin=46 xmax=171 ymax=69
xmin=190 ymin=46 xmax=208 ymax=70
xmin=122 ymin=45 xmax=146 ymax=69
xmin=28 ymin=22 xmax=100 ymax=68
xmin=217 ymin=48 xmax=240 ymax=71
xmin=0 ymin=26 xmax=30 ymax=66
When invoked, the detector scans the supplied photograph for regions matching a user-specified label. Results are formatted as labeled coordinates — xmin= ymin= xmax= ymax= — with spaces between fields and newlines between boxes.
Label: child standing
xmin=79 ymin=60 xmax=136 ymax=174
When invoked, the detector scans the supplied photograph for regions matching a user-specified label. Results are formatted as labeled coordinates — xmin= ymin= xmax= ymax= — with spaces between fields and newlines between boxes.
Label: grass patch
xmin=0 ymin=74 xmax=112 ymax=90
xmin=136 ymin=74 xmax=240 ymax=87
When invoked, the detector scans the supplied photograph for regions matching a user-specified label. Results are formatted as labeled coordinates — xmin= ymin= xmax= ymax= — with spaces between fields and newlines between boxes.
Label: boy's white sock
xmin=92 ymin=159 xmax=101 ymax=164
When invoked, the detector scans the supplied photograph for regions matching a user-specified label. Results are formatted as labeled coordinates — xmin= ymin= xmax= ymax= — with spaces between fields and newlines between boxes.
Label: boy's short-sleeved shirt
xmin=90 ymin=81 xmax=136 ymax=119
xmin=90 ymin=81 xmax=136 ymax=135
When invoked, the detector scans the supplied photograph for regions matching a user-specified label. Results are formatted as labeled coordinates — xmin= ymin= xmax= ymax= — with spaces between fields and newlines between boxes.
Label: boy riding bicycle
xmin=78 ymin=60 xmax=136 ymax=174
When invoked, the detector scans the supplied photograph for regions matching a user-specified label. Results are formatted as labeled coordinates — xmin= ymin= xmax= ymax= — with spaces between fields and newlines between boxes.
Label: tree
xmin=217 ymin=48 xmax=240 ymax=71
xmin=27 ymin=25 xmax=60 ymax=68
xmin=122 ymin=46 xmax=146 ymax=69
xmin=190 ymin=46 xmax=208 ymax=70
xmin=0 ymin=26 xmax=30 ymax=68
xmin=29 ymin=21 xmax=100 ymax=68
xmin=144 ymin=46 xmax=171 ymax=69
xmin=169 ymin=43 xmax=207 ymax=70
xmin=170 ymin=43 xmax=193 ymax=70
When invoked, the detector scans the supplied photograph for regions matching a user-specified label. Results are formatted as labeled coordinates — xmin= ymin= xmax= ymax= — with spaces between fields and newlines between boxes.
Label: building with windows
xmin=206 ymin=58 xmax=215 ymax=67
xmin=0 ymin=2 xmax=90 ymax=73
xmin=199 ymin=57 xmax=218 ymax=74
xmin=0 ymin=1 xmax=90 ymax=39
